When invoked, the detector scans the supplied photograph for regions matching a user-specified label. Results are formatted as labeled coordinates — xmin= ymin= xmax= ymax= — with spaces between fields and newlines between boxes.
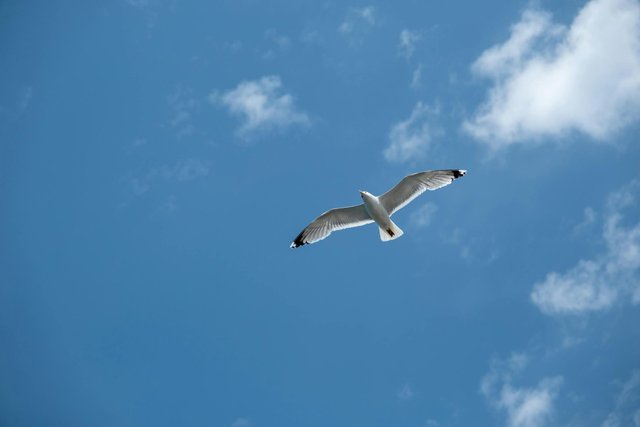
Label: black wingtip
xmin=452 ymin=169 xmax=467 ymax=179
xmin=290 ymin=232 xmax=307 ymax=248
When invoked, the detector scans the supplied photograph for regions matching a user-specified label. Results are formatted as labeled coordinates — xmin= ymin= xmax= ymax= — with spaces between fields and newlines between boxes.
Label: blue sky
xmin=1 ymin=0 xmax=640 ymax=426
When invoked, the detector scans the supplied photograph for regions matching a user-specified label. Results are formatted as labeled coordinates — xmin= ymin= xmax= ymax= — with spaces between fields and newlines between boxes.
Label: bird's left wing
xmin=290 ymin=204 xmax=373 ymax=248
xmin=380 ymin=169 xmax=466 ymax=216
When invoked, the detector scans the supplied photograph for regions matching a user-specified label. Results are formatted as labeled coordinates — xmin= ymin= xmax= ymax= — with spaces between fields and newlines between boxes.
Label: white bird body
xmin=360 ymin=191 xmax=404 ymax=241
xmin=291 ymin=169 xmax=466 ymax=248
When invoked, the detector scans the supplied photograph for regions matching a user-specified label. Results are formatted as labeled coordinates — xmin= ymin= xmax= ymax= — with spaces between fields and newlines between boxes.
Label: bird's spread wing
xmin=290 ymin=204 xmax=373 ymax=248
xmin=380 ymin=169 xmax=466 ymax=216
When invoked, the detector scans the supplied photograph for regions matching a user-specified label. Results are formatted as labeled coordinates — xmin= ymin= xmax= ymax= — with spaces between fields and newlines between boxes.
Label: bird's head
xmin=359 ymin=190 xmax=368 ymax=199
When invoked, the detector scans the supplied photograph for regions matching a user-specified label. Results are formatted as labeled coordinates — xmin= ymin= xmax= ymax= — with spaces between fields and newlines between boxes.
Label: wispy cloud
xmin=441 ymin=227 xmax=499 ymax=264
xmin=265 ymin=29 xmax=291 ymax=50
xmin=397 ymin=383 xmax=414 ymax=400
xmin=2 ymin=85 xmax=34 ymax=121
xmin=129 ymin=158 xmax=211 ymax=196
xmin=18 ymin=86 xmax=33 ymax=114
xmin=464 ymin=0 xmax=640 ymax=149
xmin=158 ymin=194 xmax=178 ymax=213
xmin=602 ymin=370 xmax=640 ymax=427
xmin=531 ymin=179 xmax=640 ymax=315
xmin=162 ymin=158 xmax=210 ymax=182
xmin=211 ymin=75 xmax=310 ymax=139
xmin=223 ymin=40 xmax=243 ymax=53
xmin=398 ymin=29 xmax=421 ymax=59
xmin=231 ymin=418 xmax=251 ymax=427
xmin=339 ymin=6 xmax=376 ymax=46
xmin=300 ymin=29 xmax=324 ymax=46
xmin=261 ymin=28 xmax=292 ymax=60
xmin=481 ymin=353 xmax=563 ymax=427
xmin=125 ymin=0 xmax=161 ymax=29
xmin=384 ymin=102 xmax=441 ymax=163
xmin=168 ymin=86 xmax=198 ymax=139
xmin=411 ymin=64 xmax=425 ymax=89
xmin=126 ymin=0 xmax=150 ymax=8
xmin=410 ymin=203 xmax=438 ymax=228
xmin=572 ymin=207 xmax=597 ymax=234
xmin=133 ymin=137 xmax=148 ymax=147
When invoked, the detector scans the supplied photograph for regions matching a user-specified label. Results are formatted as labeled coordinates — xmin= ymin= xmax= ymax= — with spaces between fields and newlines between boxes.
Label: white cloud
xmin=531 ymin=179 xmax=640 ymax=315
xmin=498 ymin=379 xmax=564 ymax=427
xmin=212 ymin=76 xmax=309 ymax=138
xmin=339 ymin=6 xmax=376 ymax=46
xmin=410 ymin=203 xmax=438 ymax=228
xmin=481 ymin=353 xmax=563 ymax=427
xmin=464 ymin=0 xmax=640 ymax=149
xmin=399 ymin=29 xmax=421 ymax=59
xmin=530 ymin=259 xmax=619 ymax=314
xmin=471 ymin=11 xmax=563 ymax=79
xmin=384 ymin=102 xmax=441 ymax=163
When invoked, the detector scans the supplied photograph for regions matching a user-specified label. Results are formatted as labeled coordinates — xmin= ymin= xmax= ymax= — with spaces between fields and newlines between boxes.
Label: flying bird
xmin=290 ymin=169 xmax=466 ymax=248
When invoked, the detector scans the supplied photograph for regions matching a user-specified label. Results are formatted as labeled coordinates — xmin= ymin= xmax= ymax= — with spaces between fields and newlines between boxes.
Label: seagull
xmin=290 ymin=169 xmax=466 ymax=248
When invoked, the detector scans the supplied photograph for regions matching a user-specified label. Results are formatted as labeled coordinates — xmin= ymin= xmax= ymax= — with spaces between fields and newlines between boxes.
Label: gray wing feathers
xmin=380 ymin=169 xmax=466 ymax=215
xmin=290 ymin=204 xmax=374 ymax=248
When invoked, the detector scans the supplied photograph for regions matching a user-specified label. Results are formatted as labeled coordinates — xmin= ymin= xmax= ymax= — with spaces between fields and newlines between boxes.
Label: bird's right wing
xmin=380 ymin=169 xmax=466 ymax=216
xmin=290 ymin=204 xmax=373 ymax=248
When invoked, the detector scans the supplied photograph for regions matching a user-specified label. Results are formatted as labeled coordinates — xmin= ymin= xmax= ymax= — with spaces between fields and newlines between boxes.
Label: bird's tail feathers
xmin=379 ymin=221 xmax=404 ymax=242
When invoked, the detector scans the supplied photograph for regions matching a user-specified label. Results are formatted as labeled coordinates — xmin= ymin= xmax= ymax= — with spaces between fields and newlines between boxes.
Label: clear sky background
xmin=1 ymin=0 xmax=640 ymax=426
